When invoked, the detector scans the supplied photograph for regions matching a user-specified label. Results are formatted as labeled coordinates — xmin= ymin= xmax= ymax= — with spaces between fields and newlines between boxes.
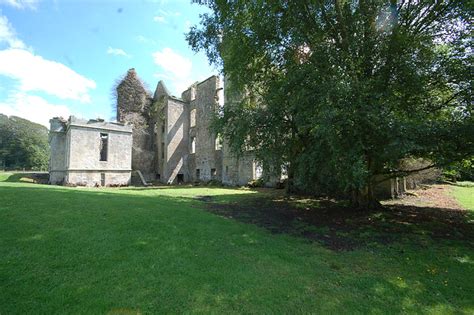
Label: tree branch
xmin=373 ymin=163 xmax=438 ymax=185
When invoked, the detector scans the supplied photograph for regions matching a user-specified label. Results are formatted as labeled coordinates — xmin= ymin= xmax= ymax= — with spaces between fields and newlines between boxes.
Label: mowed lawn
xmin=0 ymin=173 xmax=473 ymax=314
xmin=452 ymin=183 xmax=474 ymax=210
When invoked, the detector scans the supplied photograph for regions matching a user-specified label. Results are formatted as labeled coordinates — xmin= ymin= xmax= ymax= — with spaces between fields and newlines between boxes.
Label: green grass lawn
xmin=0 ymin=173 xmax=473 ymax=314
xmin=452 ymin=185 xmax=474 ymax=210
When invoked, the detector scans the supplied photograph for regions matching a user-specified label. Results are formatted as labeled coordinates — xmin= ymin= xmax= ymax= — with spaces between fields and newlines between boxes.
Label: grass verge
xmin=0 ymin=173 xmax=473 ymax=314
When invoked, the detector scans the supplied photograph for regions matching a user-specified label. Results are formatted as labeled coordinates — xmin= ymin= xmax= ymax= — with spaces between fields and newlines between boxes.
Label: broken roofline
xmin=50 ymin=116 xmax=133 ymax=134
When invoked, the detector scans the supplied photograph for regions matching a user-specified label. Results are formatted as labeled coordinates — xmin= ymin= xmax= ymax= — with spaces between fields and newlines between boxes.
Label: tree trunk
xmin=352 ymin=154 xmax=382 ymax=209
xmin=351 ymin=179 xmax=381 ymax=209
xmin=286 ymin=162 xmax=296 ymax=194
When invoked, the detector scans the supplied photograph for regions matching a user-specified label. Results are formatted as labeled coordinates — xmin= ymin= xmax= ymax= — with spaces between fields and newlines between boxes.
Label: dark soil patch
xmin=204 ymin=190 xmax=473 ymax=251
xmin=195 ymin=195 xmax=214 ymax=202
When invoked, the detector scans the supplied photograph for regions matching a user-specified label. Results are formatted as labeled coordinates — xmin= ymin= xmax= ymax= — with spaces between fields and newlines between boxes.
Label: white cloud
xmin=152 ymin=47 xmax=194 ymax=95
xmin=106 ymin=47 xmax=130 ymax=58
xmin=0 ymin=0 xmax=39 ymax=9
xmin=0 ymin=48 xmax=96 ymax=102
xmin=153 ymin=16 xmax=166 ymax=23
xmin=0 ymin=15 xmax=26 ymax=49
xmin=153 ymin=47 xmax=192 ymax=79
xmin=158 ymin=9 xmax=180 ymax=17
xmin=153 ymin=10 xmax=180 ymax=24
xmin=0 ymin=13 xmax=94 ymax=126
xmin=0 ymin=92 xmax=71 ymax=127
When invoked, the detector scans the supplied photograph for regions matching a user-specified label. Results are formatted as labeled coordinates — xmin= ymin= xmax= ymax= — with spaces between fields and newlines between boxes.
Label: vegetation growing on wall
xmin=0 ymin=114 xmax=49 ymax=171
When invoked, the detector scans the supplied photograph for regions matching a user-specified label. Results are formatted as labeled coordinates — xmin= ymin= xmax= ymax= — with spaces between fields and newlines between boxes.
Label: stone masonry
xmin=49 ymin=116 xmax=133 ymax=186
xmin=116 ymin=68 xmax=259 ymax=185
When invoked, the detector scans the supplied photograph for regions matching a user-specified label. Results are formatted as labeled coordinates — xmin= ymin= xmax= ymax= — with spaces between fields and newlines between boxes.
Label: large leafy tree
xmin=187 ymin=0 xmax=473 ymax=207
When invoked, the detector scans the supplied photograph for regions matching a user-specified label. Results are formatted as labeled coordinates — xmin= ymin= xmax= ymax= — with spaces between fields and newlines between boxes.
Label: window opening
xmin=190 ymin=109 xmax=196 ymax=127
xmin=191 ymin=137 xmax=196 ymax=153
xmin=100 ymin=133 xmax=108 ymax=161
xmin=215 ymin=134 xmax=222 ymax=150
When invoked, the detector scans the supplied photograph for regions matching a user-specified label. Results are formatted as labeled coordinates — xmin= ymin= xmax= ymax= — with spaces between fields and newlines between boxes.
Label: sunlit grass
xmin=451 ymin=183 xmax=474 ymax=210
xmin=0 ymin=173 xmax=473 ymax=314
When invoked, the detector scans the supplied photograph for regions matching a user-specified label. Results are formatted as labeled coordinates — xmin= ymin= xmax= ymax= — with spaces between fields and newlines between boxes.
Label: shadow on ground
xmin=203 ymin=195 xmax=474 ymax=251
xmin=2 ymin=172 xmax=48 ymax=184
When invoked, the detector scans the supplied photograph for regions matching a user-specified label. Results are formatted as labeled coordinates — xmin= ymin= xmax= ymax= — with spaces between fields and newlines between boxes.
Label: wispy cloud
xmin=0 ymin=0 xmax=40 ymax=10
xmin=153 ymin=16 xmax=166 ymax=23
xmin=0 ymin=15 xmax=26 ymax=49
xmin=153 ymin=9 xmax=181 ymax=24
xmin=106 ymin=47 xmax=131 ymax=58
xmin=136 ymin=35 xmax=154 ymax=45
xmin=158 ymin=9 xmax=180 ymax=17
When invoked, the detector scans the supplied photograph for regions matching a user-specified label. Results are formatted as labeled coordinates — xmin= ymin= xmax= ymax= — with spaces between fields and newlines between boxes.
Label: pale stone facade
xmin=116 ymin=68 xmax=259 ymax=185
xmin=49 ymin=116 xmax=133 ymax=186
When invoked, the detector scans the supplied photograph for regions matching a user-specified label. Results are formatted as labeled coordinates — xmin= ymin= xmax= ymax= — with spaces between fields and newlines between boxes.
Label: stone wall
xmin=221 ymin=76 xmax=257 ymax=186
xmin=49 ymin=118 xmax=67 ymax=184
xmin=222 ymin=142 xmax=256 ymax=186
xmin=49 ymin=116 xmax=133 ymax=187
xmin=67 ymin=126 xmax=132 ymax=171
xmin=190 ymin=76 xmax=222 ymax=182
xmin=66 ymin=171 xmax=131 ymax=187
xmin=163 ymin=98 xmax=189 ymax=184
xmin=115 ymin=69 xmax=259 ymax=186
xmin=116 ymin=68 xmax=155 ymax=180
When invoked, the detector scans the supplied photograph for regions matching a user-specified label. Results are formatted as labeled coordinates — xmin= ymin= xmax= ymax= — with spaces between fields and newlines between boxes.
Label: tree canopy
xmin=187 ymin=0 xmax=473 ymax=206
xmin=0 ymin=114 xmax=50 ymax=171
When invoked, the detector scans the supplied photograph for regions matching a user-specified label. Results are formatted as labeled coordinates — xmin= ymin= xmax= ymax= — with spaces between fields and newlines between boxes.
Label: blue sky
xmin=0 ymin=0 xmax=217 ymax=127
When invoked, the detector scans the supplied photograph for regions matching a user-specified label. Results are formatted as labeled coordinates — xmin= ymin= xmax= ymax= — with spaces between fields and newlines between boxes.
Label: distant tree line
xmin=0 ymin=114 xmax=50 ymax=171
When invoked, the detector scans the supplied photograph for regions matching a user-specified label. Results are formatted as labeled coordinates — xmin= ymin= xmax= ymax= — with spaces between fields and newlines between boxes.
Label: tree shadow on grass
xmin=204 ymin=195 xmax=474 ymax=251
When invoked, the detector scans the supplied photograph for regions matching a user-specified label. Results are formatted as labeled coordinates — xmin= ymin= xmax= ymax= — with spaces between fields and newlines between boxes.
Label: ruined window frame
xmin=215 ymin=134 xmax=223 ymax=150
xmin=191 ymin=137 xmax=196 ymax=154
xmin=99 ymin=133 xmax=108 ymax=161
xmin=190 ymin=109 xmax=196 ymax=128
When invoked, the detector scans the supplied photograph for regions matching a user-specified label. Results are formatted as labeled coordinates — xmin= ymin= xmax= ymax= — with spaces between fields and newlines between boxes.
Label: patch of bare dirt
xmin=384 ymin=184 xmax=463 ymax=210
xmin=202 ymin=185 xmax=473 ymax=251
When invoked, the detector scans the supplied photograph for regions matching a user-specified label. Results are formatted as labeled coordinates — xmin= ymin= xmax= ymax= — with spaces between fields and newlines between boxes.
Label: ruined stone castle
xmin=48 ymin=69 xmax=259 ymax=187
xmin=116 ymin=68 xmax=259 ymax=185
